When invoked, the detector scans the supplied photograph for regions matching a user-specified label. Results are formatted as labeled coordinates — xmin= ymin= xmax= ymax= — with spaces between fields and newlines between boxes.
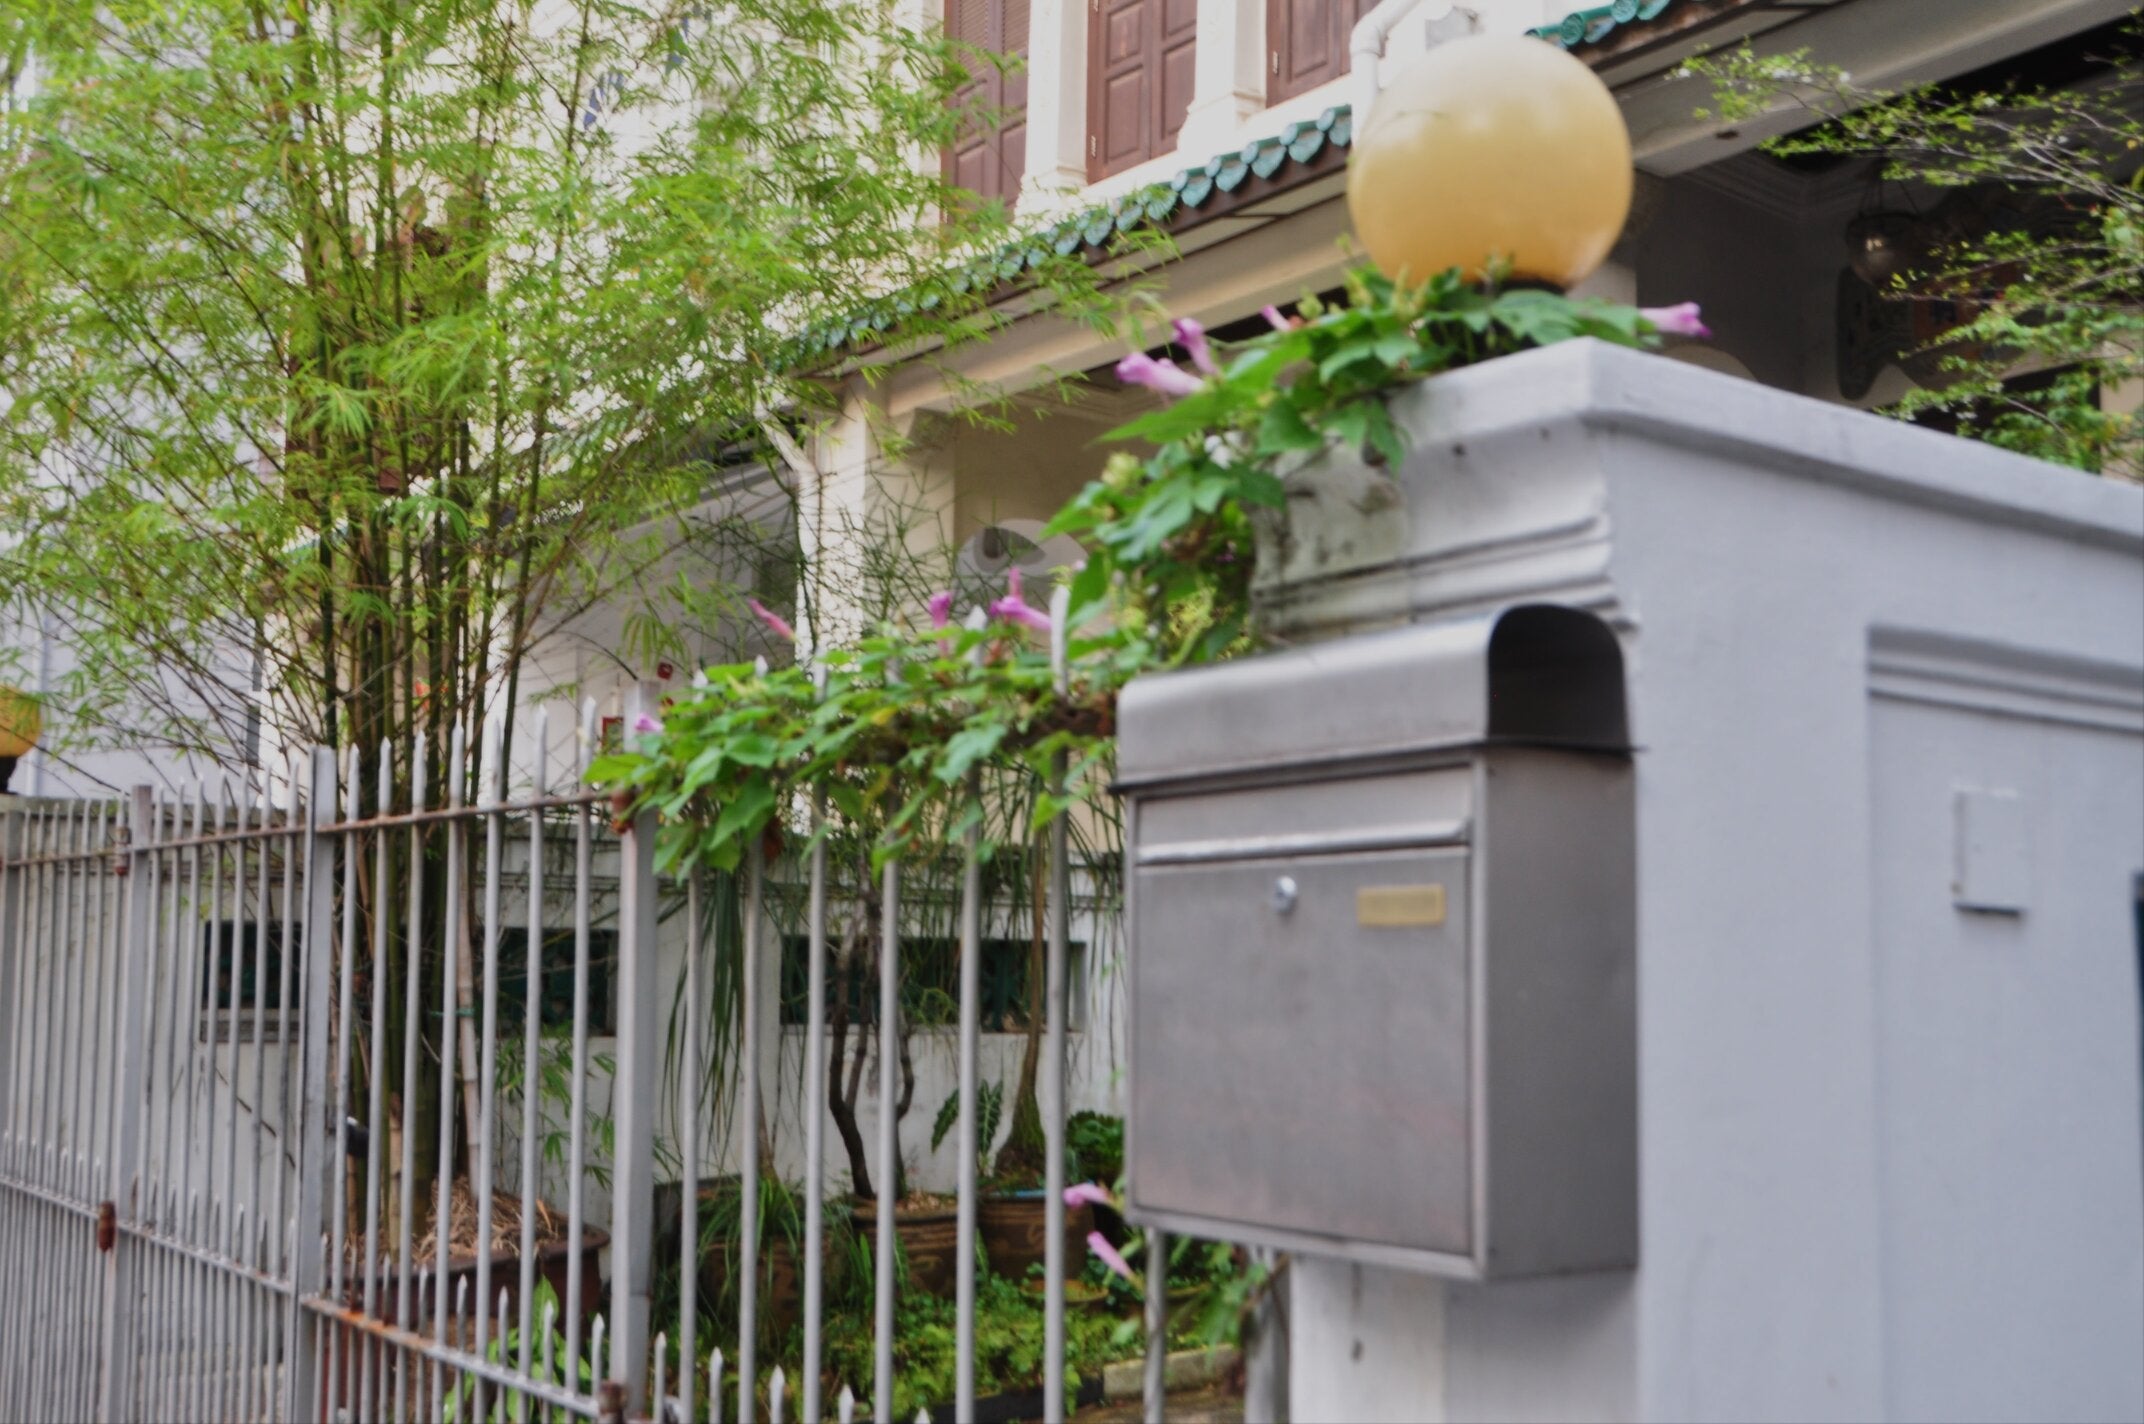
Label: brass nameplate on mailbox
xmin=1357 ymin=883 xmax=1447 ymax=928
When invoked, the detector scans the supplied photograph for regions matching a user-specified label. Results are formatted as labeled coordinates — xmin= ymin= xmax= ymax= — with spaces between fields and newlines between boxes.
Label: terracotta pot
xmin=980 ymin=1193 xmax=1093 ymax=1283
xmin=851 ymin=1199 xmax=961 ymax=1299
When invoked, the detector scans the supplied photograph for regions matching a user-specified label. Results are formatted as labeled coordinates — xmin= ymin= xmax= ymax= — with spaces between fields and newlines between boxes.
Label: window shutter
xmin=945 ymin=0 xmax=1028 ymax=208
xmin=1266 ymin=0 xmax=1373 ymax=104
xmin=1087 ymin=0 xmax=1198 ymax=181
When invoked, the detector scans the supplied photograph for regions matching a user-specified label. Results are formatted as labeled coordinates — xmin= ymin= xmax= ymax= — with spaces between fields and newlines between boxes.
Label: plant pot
xmin=1019 ymin=1277 xmax=1110 ymax=1313
xmin=851 ymin=1198 xmax=961 ymax=1299
xmin=979 ymin=1192 xmax=1094 ymax=1283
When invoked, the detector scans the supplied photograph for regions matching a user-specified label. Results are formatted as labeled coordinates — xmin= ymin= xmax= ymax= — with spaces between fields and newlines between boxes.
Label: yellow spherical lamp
xmin=1347 ymin=34 xmax=1634 ymax=289
xmin=0 ymin=685 xmax=40 ymax=795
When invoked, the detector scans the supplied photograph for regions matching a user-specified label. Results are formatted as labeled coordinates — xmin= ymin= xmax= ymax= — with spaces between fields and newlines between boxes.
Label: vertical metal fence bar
xmin=801 ymin=778 xmax=828 ymax=1424
xmin=289 ymin=748 xmax=339 ymax=1421
xmin=23 ymin=809 xmax=57 ymax=1179
xmin=361 ymin=745 xmax=392 ymax=1424
xmin=24 ymin=804 xmax=66 ymax=1179
xmin=97 ymin=786 xmax=157 ymax=1424
xmin=153 ymin=802 xmax=186 ymax=1226
xmin=34 ymin=808 xmax=66 ymax=1185
xmin=208 ymin=790 xmax=231 ymax=1224
xmin=396 ymin=734 xmax=428 ymax=1424
xmin=274 ymin=755 xmax=303 ymax=1284
xmin=564 ymin=702 xmax=594 ymax=1399
xmin=249 ymin=773 xmax=271 ymax=1294
xmin=873 ymin=857 xmax=898 ymax=1424
xmin=0 ymin=804 xmax=21 ymax=1147
xmin=955 ymin=778 xmax=982 ymax=1424
xmin=1044 ymin=589 xmax=1072 ymax=1424
xmin=326 ymin=748 xmax=360 ymax=1421
xmin=70 ymin=807 xmax=101 ymax=1201
xmin=739 ymin=847 xmax=762 ymax=1424
xmin=435 ymin=719 xmax=469 ymax=1400
xmin=612 ymin=686 xmax=660 ymax=1417
xmin=32 ymin=806 xmax=70 ymax=1183
xmin=680 ymin=865 xmax=702 ymax=1424
xmin=179 ymin=790 xmax=206 ymax=1242
xmin=474 ymin=718 xmax=507 ymax=1424
xmin=1143 ymin=1228 xmax=1167 ymax=1424
xmin=517 ymin=731 xmax=547 ymax=1416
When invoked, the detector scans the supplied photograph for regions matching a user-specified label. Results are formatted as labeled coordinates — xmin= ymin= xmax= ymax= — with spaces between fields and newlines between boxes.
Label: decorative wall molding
xmin=1868 ymin=625 xmax=2144 ymax=734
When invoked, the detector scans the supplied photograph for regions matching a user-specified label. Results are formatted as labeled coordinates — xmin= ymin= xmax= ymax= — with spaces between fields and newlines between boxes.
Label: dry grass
xmin=346 ymin=1179 xmax=569 ymax=1264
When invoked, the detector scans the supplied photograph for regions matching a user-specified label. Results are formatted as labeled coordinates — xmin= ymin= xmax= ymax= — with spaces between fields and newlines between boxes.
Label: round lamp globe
xmin=1348 ymin=35 xmax=1633 ymax=289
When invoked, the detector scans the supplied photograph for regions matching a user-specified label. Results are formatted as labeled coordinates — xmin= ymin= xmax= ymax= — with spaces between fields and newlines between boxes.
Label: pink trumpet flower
xmin=630 ymin=712 xmax=663 ymax=735
xmin=1087 ymin=1231 xmax=1141 ymax=1289
xmin=927 ymin=590 xmax=955 ymax=629
xmin=1171 ymin=316 xmax=1217 ymax=375
xmin=989 ymin=568 xmax=1054 ymax=634
xmin=1115 ymin=351 xmax=1203 ymax=398
xmin=747 ymin=597 xmax=795 ymax=642
xmin=1639 ymin=302 xmax=1712 ymax=340
xmin=1065 ymin=1181 xmax=1113 ymax=1210
xmin=1260 ymin=304 xmax=1301 ymax=332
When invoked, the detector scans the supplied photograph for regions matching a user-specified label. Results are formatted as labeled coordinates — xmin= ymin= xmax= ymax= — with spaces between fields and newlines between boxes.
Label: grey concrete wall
xmin=1266 ymin=340 xmax=2144 ymax=1422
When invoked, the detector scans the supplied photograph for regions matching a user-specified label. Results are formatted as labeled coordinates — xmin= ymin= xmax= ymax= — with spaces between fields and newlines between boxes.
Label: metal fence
xmin=0 ymin=690 xmax=1172 ymax=1424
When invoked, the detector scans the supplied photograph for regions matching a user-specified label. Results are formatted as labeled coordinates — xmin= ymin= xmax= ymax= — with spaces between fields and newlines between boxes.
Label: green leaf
xmin=1254 ymin=401 xmax=1322 ymax=456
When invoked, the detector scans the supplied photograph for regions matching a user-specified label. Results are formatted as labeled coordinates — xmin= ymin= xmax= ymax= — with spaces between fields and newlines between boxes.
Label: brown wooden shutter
xmin=1266 ymin=0 xmax=1373 ymax=104
xmin=945 ymin=0 xmax=1029 ymax=208
xmin=1086 ymin=0 xmax=1198 ymax=182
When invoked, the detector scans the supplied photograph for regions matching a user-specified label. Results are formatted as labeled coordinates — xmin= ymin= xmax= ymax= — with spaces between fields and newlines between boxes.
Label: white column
xmin=1177 ymin=0 xmax=1263 ymax=159
xmin=1289 ymin=1259 xmax=1448 ymax=1424
xmin=1021 ymin=0 xmax=1090 ymax=204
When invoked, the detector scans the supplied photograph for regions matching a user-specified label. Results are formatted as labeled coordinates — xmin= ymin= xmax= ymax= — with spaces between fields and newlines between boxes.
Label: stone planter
xmin=979 ymin=1192 xmax=1094 ymax=1282
xmin=851 ymin=1199 xmax=961 ymax=1299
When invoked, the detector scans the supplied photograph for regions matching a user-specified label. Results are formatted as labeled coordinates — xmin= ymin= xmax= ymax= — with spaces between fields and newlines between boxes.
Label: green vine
xmin=591 ymin=265 xmax=1680 ymax=866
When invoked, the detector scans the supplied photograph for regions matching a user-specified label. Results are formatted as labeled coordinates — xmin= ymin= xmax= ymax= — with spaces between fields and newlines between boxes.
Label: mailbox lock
xmin=1270 ymin=875 xmax=1299 ymax=915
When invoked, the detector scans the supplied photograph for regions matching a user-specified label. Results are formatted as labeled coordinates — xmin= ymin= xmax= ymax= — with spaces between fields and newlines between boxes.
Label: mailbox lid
xmin=1116 ymin=604 xmax=1629 ymax=788
xmin=1130 ymin=846 xmax=1472 ymax=1258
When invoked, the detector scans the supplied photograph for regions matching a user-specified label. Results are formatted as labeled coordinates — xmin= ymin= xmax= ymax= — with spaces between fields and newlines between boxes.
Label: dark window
xmin=945 ymin=0 xmax=1029 ymax=208
xmin=779 ymin=934 xmax=1083 ymax=1030
xmin=1266 ymin=0 xmax=1375 ymax=104
xmin=494 ymin=925 xmax=618 ymax=1036
xmin=1087 ymin=0 xmax=1196 ymax=181
xmin=200 ymin=921 xmax=298 ymax=1041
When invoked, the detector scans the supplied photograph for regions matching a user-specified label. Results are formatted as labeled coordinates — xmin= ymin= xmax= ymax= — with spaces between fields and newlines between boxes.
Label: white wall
xmin=1258 ymin=341 xmax=2144 ymax=1422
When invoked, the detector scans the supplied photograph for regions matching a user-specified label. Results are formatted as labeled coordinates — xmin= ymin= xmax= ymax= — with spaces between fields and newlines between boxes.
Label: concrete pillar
xmin=1258 ymin=340 xmax=2144 ymax=1422
xmin=1178 ymin=0 xmax=1264 ymax=159
xmin=795 ymin=384 xmax=956 ymax=653
xmin=1022 ymin=0 xmax=1091 ymax=204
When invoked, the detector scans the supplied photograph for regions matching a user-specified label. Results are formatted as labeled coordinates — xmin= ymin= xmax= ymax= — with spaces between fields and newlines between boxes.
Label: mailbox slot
xmin=1116 ymin=605 xmax=1637 ymax=1279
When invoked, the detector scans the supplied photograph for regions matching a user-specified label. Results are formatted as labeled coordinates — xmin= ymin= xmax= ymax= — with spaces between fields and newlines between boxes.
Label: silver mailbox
xmin=1114 ymin=604 xmax=1636 ymax=1279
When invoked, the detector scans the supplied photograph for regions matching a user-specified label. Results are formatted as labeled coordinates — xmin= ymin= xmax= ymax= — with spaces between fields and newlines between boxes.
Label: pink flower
xmin=989 ymin=568 xmax=1053 ymax=634
xmin=746 ymin=598 xmax=795 ymax=642
xmin=630 ymin=712 xmax=663 ymax=735
xmin=1640 ymin=302 xmax=1711 ymax=340
xmin=1260 ymin=304 xmax=1300 ymax=332
xmin=927 ymin=590 xmax=954 ymax=629
xmin=1115 ymin=351 xmax=1202 ymax=398
xmin=1065 ymin=1181 xmax=1113 ymax=1210
xmin=1171 ymin=316 xmax=1216 ymax=375
xmin=1086 ymin=1231 xmax=1140 ymax=1289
